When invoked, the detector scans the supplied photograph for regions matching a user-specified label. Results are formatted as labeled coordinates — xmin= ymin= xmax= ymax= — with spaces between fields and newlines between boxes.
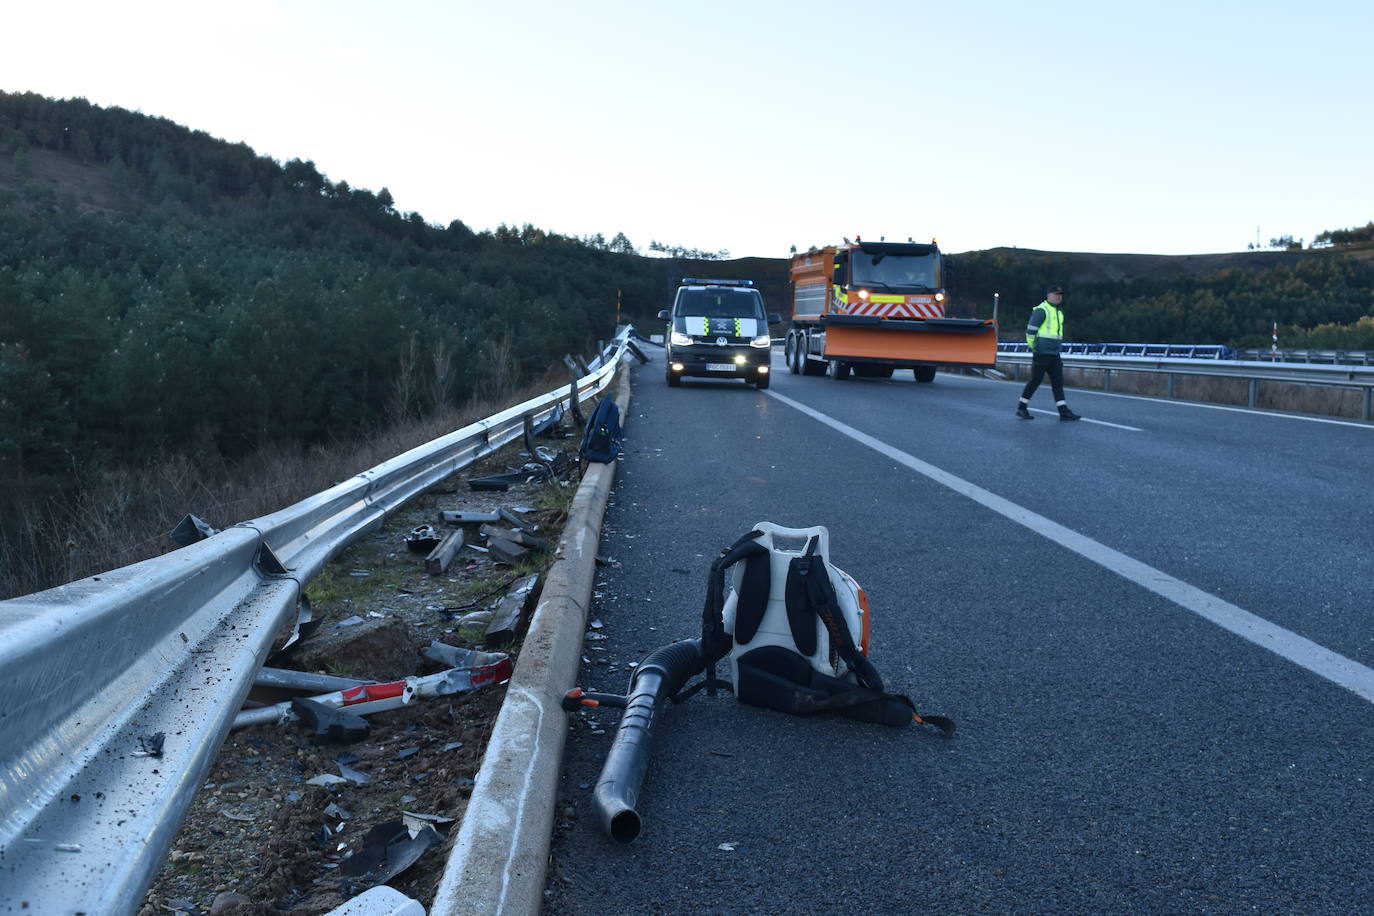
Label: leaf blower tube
xmin=585 ymin=638 xmax=706 ymax=843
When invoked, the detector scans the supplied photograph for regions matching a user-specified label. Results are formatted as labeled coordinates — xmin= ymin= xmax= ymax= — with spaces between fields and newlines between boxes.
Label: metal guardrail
xmin=1234 ymin=348 xmax=1373 ymax=365
xmin=995 ymin=351 xmax=1374 ymax=420
xmin=0 ymin=328 xmax=636 ymax=915
xmin=998 ymin=341 xmax=1374 ymax=366
xmin=998 ymin=341 xmax=1236 ymax=359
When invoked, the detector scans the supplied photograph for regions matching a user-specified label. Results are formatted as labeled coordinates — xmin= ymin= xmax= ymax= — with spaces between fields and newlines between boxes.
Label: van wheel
xmin=914 ymin=366 xmax=937 ymax=383
xmin=755 ymin=372 xmax=770 ymax=390
xmin=666 ymin=371 xmax=681 ymax=387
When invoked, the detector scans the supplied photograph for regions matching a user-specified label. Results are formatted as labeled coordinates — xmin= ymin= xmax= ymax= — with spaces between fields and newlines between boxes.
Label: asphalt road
xmin=544 ymin=348 xmax=1374 ymax=915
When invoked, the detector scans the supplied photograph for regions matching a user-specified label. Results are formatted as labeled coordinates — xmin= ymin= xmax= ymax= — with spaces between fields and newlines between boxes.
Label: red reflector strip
xmin=341 ymin=681 xmax=407 ymax=705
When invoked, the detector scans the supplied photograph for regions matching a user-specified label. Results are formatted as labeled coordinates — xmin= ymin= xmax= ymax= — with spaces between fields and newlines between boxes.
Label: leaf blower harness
xmin=563 ymin=522 xmax=954 ymax=842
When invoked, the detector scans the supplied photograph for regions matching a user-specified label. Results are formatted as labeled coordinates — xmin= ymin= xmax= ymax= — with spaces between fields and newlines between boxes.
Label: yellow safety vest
xmin=1027 ymin=301 xmax=1063 ymax=348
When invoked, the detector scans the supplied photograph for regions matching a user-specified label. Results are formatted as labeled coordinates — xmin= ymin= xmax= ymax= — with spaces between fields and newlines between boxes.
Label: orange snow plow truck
xmin=785 ymin=238 xmax=997 ymax=382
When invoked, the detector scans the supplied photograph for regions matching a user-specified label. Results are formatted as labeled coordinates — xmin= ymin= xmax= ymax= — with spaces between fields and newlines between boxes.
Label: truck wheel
xmin=666 ymin=370 xmax=681 ymax=387
xmin=914 ymin=366 xmax=937 ymax=383
xmin=828 ymin=359 xmax=851 ymax=380
xmin=786 ymin=337 xmax=800 ymax=374
xmin=802 ymin=354 xmax=826 ymax=376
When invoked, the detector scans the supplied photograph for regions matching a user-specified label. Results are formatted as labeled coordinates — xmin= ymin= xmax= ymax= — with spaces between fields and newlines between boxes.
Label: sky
xmin=4 ymin=0 xmax=1372 ymax=258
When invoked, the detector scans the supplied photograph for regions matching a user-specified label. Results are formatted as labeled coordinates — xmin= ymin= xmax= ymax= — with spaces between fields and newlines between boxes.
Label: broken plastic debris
xmin=402 ymin=811 xmax=455 ymax=834
xmin=340 ymin=821 xmax=443 ymax=886
xmin=220 ymin=809 xmax=254 ymax=823
xmin=337 ymin=615 xmax=366 ymax=627
xmin=55 ymin=843 xmax=82 ymax=853
xmin=307 ymin=774 xmax=350 ymax=787
xmin=337 ymin=755 xmax=372 ymax=785
xmin=441 ymin=741 xmax=463 ymax=752
xmin=718 ymin=842 xmax=738 ymax=851
xmin=589 ymin=619 xmax=604 ymax=629
xmin=324 ymin=802 xmax=353 ymax=819
xmin=394 ymin=746 xmax=421 ymax=761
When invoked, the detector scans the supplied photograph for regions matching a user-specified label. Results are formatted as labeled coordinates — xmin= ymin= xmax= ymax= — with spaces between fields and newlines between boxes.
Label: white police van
xmin=658 ymin=278 xmax=780 ymax=389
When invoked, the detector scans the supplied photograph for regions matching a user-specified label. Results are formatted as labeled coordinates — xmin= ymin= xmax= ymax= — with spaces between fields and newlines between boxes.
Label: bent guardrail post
xmin=0 ymin=328 xmax=635 ymax=914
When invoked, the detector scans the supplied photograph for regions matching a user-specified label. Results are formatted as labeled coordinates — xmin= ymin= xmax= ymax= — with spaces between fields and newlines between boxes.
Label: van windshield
xmin=674 ymin=288 xmax=766 ymax=319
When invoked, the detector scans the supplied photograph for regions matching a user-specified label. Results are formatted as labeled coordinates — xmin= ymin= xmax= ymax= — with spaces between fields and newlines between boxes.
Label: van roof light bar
xmin=681 ymin=277 xmax=754 ymax=287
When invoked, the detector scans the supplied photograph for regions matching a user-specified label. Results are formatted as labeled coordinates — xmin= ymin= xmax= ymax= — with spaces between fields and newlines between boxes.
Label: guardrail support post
xmin=1364 ymin=387 xmax=1372 ymax=422
xmin=1248 ymin=378 xmax=1259 ymax=408
xmin=1166 ymin=373 xmax=1175 ymax=399
xmin=1103 ymin=369 xmax=1113 ymax=393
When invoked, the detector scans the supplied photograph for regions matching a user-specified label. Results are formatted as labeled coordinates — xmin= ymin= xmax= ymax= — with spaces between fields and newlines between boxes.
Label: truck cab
xmin=658 ymin=278 xmax=781 ymax=389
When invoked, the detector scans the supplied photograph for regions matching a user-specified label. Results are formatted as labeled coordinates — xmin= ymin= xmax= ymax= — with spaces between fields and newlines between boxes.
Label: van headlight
xmin=749 ymin=334 xmax=771 ymax=348
xmin=670 ymin=330 xmax=693 ymax=346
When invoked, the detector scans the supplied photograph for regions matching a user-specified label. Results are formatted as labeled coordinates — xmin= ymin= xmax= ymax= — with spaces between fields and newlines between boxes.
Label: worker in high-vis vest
xmin=1016 ymin=284 xmax=1081 ymax=420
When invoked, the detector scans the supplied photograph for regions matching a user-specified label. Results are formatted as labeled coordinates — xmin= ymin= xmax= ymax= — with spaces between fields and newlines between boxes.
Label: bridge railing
xmin=0 ymin=328 xmax=635 ymax=916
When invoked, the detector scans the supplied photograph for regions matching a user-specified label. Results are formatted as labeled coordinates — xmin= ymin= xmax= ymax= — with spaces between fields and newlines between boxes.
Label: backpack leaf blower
xmin=563 ymin=523 xmax=954 ymax=842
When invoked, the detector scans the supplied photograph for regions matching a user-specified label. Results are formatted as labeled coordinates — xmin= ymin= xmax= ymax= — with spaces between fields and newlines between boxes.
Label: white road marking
xmin=767 ymin=389 xmax=1374 ymax=704
xmin=950 ymin=372 xmax=1374 ymax=430
xmin=1026 ymin=407 xmax=1142 ymax=430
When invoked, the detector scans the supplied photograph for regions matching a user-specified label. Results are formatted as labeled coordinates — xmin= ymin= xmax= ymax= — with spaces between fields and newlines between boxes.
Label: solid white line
xmin=1027 ymin=407 xmax=1142 ymax=431
xmin=767 ymin=389 xmax=1374 ymax=704
xmin=950 ymin=372 xmax=1374 ymax=430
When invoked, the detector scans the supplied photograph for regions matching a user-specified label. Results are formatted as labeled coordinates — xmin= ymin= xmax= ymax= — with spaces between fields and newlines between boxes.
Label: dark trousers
xmin=1021 ymin=353 xmax=1065 ymax=402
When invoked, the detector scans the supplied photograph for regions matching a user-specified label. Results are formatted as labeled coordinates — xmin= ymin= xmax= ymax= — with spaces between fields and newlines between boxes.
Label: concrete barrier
xmin=430 ymin=367 xmax=632 ymax=916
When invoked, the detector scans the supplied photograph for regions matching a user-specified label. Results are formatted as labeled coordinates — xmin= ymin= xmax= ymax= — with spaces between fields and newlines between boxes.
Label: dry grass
xmin=0 ymin=365 xmax=579 ymax=601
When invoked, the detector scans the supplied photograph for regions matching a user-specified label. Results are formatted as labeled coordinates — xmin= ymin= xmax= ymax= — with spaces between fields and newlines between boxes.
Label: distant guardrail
xmin=998 ymin=341 xmax=1374 ymax=366
xmin=995 ymin=349 xmax=1374 ymax=420
xmin=0 ymin=328 xmax=637 ymax=916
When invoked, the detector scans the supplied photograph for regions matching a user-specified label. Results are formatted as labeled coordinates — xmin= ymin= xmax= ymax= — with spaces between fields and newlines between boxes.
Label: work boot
xmin=1058 ymin=406 xmax=1081 ymax=421
xmin=1015 ymin=404 xmax=1033 ymax=420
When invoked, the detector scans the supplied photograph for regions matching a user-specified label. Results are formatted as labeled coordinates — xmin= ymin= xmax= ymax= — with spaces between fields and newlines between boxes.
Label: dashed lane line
xmin=767 ymin=389 xmax=1374 ymax=704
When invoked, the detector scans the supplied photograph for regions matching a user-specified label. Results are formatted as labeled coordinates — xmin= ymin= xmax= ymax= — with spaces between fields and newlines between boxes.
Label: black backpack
xmin=579 ymin=396 xmax=623 ymax=463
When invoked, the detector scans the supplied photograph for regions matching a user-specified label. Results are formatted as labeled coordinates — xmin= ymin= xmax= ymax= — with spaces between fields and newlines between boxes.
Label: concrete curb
xmin=429 ymin=367 xmax=631 ymax=916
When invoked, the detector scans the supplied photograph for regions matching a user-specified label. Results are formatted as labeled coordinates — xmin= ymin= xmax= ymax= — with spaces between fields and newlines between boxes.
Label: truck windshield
xmin=850 ymin=252 xmax=941 ymax=291
xmin=675 ymin=289 xmax=766 ymax=319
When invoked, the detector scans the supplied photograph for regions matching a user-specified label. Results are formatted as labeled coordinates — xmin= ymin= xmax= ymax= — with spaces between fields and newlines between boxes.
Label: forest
xmin=1 ymin=90 xmax=1371 ymax=596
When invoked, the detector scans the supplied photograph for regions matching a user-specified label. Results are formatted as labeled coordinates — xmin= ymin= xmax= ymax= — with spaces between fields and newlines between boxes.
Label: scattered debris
xmin=404 ymin=525 xmax=442 ymax=553
xmin=440 ymin=510 xmax=500 ymax=525
xmin=336 ymin=754 xmax=372 ymax=785
xmin=324 ymin=802 xmax=353 ymax=820
xmin=255 ymin=667 xmax=367 ymax=694
xmin=307 ymin=773 xmax=350 ymax=787
xmin=135 ymin=732 xmax=166 ymax=758
xmin=425 ymin=529 xmax=466 ymax=575
xmin=340 ymin=821 xmax=444 ymax=886
xmin=484 ymin=574 xmax=541 ymax=649
xmin=291 ymin=697 xmax=371 ymax=744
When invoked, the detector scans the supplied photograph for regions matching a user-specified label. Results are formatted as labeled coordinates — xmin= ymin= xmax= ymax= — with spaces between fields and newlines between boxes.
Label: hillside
xmin=2 ymin=89 xmax=1371 ymax=490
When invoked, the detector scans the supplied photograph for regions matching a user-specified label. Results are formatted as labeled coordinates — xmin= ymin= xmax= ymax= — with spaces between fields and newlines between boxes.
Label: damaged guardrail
xmin=996 ymin=351 xmax=1374 ymax=421
xmin=0 ymin=327 xmax=637 ymax=916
